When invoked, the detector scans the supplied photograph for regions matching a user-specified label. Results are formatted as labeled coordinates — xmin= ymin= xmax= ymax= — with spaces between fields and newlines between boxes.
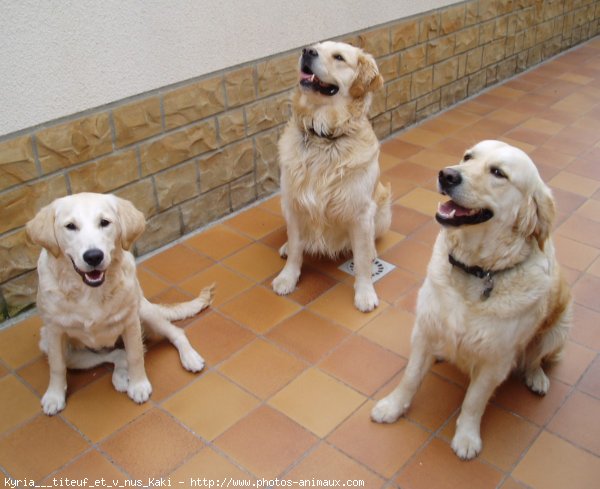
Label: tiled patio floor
xmin=2 ymin=39 xmax=600 ymax=489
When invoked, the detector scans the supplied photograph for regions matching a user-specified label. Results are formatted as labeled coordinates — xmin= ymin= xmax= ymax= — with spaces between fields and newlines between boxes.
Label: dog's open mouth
xmin=70 ymin=258 xmax=106 ymax=287
xmin=300 ymin=66 xmax=339 ymax=96
xmin=436 ymin=200 xmax=493 ymax=226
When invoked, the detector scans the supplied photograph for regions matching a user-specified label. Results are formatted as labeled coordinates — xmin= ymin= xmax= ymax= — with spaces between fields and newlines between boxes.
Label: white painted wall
xmin=0 ymin=0 xmax=459 ymax=137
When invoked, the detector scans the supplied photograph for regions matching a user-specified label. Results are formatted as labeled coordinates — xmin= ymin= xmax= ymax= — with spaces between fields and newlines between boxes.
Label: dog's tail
xmin=143 ymin=283 xmax=215 ymax=322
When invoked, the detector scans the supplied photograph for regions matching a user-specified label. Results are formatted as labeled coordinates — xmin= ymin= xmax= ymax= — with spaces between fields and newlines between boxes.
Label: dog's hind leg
xmin=66 ymin=348 xmax=128 ymax=392
xmin=140 ymin=298 xmax=205 ymax=372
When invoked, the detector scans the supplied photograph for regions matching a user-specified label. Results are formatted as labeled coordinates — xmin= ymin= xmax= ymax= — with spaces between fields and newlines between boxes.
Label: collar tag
xmin=482 ymin=272 xmax=494 ymax=300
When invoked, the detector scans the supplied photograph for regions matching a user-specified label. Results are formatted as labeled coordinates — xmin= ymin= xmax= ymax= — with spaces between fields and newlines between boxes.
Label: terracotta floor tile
xmin=439 ymin=405 xmax=539 ymax=471
xmin=410 ymin=219 xmax=441 ymax=245
xmin=142 ymin=244 xmax=214 ymax=283
xmin=61 ymin=375 xmax=151 ymax=442
xmin=389 ymin=204 xmax=431 ymax=235
xmin=430 ymin=361 xmax=470 ymax=388
xmin=569 ymin=153 xmax=600 ymax=180
xmin=170 ymin=446 xmax=254 ymax=482
xmin=395 ymin=187 xmax=441 ymax=216
xmin=0 ymin=414 xmax=88 ymax=480
xmin=572 ymin=273 xmax=600 ymax=312
xmin=512 ymin=431 xmax=600 ymax=489
xmin=219 ymin=339 xmax=306 ymax=399
xmin=396 ymin=438 xmax=503 ymax=489
xmin=179 ymin=263 xmax=253 ymax=307
xmin=320 ymin=336 xmax=406 ymax=395
xmin=100 ymin=409 xmax=203 ymax=479
xmin=570 ymin=304 xmax=600 ymax=351
xmin=0 ymin=375 xmax=41 ymax=433
xmin=256 ymin=194 xmax=282 ymax=215
xmin=519 ymin=116 xmax=565 ymax=135
xmin=184 ymin=312 xmax=255 ymax=367
xmin=380 ymin=138 xmax=423 ymax=158
xmin=574 ymin=198 xmax=600 ymax=223
xmin=0 ymin=363 xmax=7 ymax=378
xmin=380 ymin=150 xmax=405 ymax=171
xmin=225 ymin=206 xmax=286 ymax=239
xmin=500 ymin=477 xmax=530 ymax=489
xmin=274 ymin=265 xmax=338 ymax=306
xmin=554 ymin=235 xmax=599 ymax=271
xmin=537 ymin=107 xmax=580 ymax=125
xmin=382 ymin=238 xmax=432 ymax=277
xmin=552 ymin=187 xmax=587 ymax=215
xmin=307 ymin=283 xmax=388 ymax=331
xmin=547 ymin=390 xmax=600 ymax=455
xmin=0 ymin=315 xmax=42 ymax=368
xmin=492 ymin=375 xmax=571 ymax=426
xmin=585 ymin=255 xmax=600 ymax=277
xmin=267 ymin=310 xmax=349 ymax=363
xmin=285 ymin=443 xmax=386 ymax=488
xmin=215 ymin=405 xmax=318 ymax=479
xmin=551 ymin=92 xmax=598 ymax=114
xmin=222 ymin=242 xmax=284 ymax=282
xmin=260 ymin=225 xmax=287 ymax=250
xmin=42 ymin=448 xmax=127 ymax=483
xmin=461 ymin=99 xmax=498 ymax=116
xmin=579 ymin=355 xmax=600 ymax=398
xmin=385 ymin=161 xmax=438 ymax=186
xmin=359 ymin=306 xmax=415 ymax=358
xmin=150 ymin=285 xmax=194 ymax=305
xmin=547 ymin=340 xmax=596 ymax=386
xmin=184 ymin=224 xmax=253 ymax=260
xmin=219 ymin=286 xmax=301 ymax=333
xmin=328 ymin=401 xmax=429 ymax=478
xmin=453 ymin=119 xmax=514 ymax=145
xmin=504 ymin=127 xmax=552 ymax=147
xmin=529 ymin=146 xmax=575 ymax=169
xmin=137 ymin=267 xmax=171 ymax=298
xmin=162 ymin=371 xmax=259 ymax=441
xmin=407 ymin=148 xmax=457 ymax=170
xmin=374 ymin=266 xmax=423 ymax=304
xmin=435 ymin=107 xmax=482 ymax=127
xmin=557 ymin=214 xmax=600 ymax=249
xmin=497 ymin=136 xmax=536 ymax=154
xmin=268 ymin=368 xmax=365 ymax=437
xmin=549 ymin=171 xmax=600 ymax=197
xmin=487 ymin=107 xmax=531 ymax=125
xmin=375 ymin=229 xmax=405 ymax=254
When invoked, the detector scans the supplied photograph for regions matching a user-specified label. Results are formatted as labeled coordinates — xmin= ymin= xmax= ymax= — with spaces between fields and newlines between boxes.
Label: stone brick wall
xmin=1 ymin=0 xmax=599 ymax=321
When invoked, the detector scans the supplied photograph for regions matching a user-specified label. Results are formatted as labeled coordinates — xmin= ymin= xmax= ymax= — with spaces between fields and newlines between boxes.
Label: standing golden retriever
xmin=371 ymin=140 xmax=571 ymax=459
xmin=26 ymin=193 xmax=213 ymax=415
xmin=272 ymin=41 xmax=391 ymax=312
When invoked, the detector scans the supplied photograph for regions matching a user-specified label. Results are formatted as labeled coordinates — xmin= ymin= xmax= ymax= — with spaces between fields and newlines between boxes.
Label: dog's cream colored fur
xmin=272 ymin=41 xmax=391 ymax=311
xmin=27 ymin=192 xmax=213 ymax=415
xmin=371 ymin=140 xmax=571 ymax=459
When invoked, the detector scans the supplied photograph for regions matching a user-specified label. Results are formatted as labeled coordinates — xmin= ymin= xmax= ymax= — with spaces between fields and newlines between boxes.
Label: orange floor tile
xmin=2 ymin=39 xmax=600 ymax=488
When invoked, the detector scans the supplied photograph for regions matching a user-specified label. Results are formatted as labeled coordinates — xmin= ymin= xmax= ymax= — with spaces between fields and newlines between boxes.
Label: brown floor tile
xmin=142 ymin=244 xmax=214 ymax=283
xmin=256 ymin=194 xmax=282 ymax=215
xmin=575 ymin=198 xmax=600 ymax=222
xmin=440 ymin=404 xmax=539 ymax=471
xmin=100 ymin=409 xmax=203 ymax=479
xmin=179 ymin=263 xmax=253 ymax=307
xmin=137 ymin=267 xmax=171 ymax=298
xmin=380 ymin=138 xmax=423 ymax=158
xmin=572 ymin=273 xmax=600 ymax=312
xmin=184 ymin=224 xmax=253 ymax=260
xmin=384 ymin=161 xmax=439 ymax=186
xmin=430 ymin=361 xmax=470 ymax=388
xmin=379 ymin=150 xmax=405 ymax=171
xmin=225 ymin=206 xmax=286 ymax=240
xmin=529 ymin=146 xmax=575 ymax=169
xmin=219 ymin=339 xmax=306 ymax=399
xmin=547 ymin=390 xmax=600 ymax=455
xmin=395 ymin=187 xmax=441 ymax=216
xmin=184 ymin=312 xmax=255 ymax=367
xmin=320 ymin=336 xmax=406 ymax=395
xmin=549 ymin=171 xmax=600 ymax=197
xmin=389 ymin=205 xmax=431 ymax=235
xmin=375 ymin=229 xmax=405 ymax=254
xmin=554 ymin=235 xmax=599 ymax=271
xmin=267 ymin=310 xmax=349 ymax=364
xmin=215 ymin=405 xmax=318 ymax=479
xmin=162 ymin=371 xmax=259 ymax=441
xmin=327 ymin=401 xmax=429 ymax=478
xmin=407 ymin=148 xmax=457 ymax=170
xmin=0 ymin=375 xmax=40 ymax=433
xmin=382 ymin=238 xmax=432 ymax=278
xmin=579 ymin=355 xmax=600 ymax=398
xmin=571 ymin=304 xmax=600 ymax=351
xmin=42 ymin=448 xmax=127 ymax=484
xmin=61 ymin=375 xmax=151 ymax=442
xmin=275 ymin=265 xmax=338 ymax=306
xmin=557 ymin=215 xmax=600 ymax=249
xmin=359 ymin=306 xmax=415 ymax=358
xmin=222 ymin=242 xmax=284 ymax=282
xmin=552 ymin=187 xmax=587 ymax=215
xmin=0 ymin=414 xmax=89 ymax=480
xmin=0 ymin=315 xmax=42 ymax=369
xmin=219 ymin=286 xmax=301 ymax=334
xmin=500 ymin=477 xmax=530 ymax=489
xmin=260 ymin=226 xmax=288 ymax=250
xmin=505 ymin=127 xmax=552 ymax=147
xmin=150 ymin=285 xmax=194 ymax=305
xmin=307 ymin=283 xmax=389 ymax=331
xmin=547 ymin=340 xmax=596 ymax=386
xmin=374 ymin=267 xmax=423 ymax=304
xmin=268 ymin=368 xmax=365 ymax=437
xmin=396 ymin=438 xmax=503 ymax=489
xmin=170 ymin=446 xmax=255 ymax=482
xmin=512 ymin=431 xmax=600 ymax=489
xmin=569 ymin=153 xmax=600 ymax=180
xmin=285 ymin=443 xmax=386 ymax=488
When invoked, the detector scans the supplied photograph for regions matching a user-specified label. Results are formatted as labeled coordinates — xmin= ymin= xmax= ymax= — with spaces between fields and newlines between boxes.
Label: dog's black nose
xmin=439 ymin=168 xmax=462 ymax=190
xmin=302 ymin=48 xmax=318 ymax=58
xmin=83 ymin=249 xmax=104 ymax=267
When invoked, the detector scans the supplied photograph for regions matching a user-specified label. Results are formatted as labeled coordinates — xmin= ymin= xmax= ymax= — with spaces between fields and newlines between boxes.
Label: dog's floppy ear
xmin=114 ymin=196 xmax=146 ymax=251
xmin=26 ymin=202 xmax=60 ymax=257
xmin=517 ymin=184 xmax=555 ymax=250
xmin=349 ymin=51 xmax=383 ymax=98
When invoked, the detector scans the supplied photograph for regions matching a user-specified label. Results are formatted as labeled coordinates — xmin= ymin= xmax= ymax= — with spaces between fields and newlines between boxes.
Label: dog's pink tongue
xmin=438 ymin=200 xmax=473 ymax=217
xmin=86 ymin=270 xmax=103 ymax=280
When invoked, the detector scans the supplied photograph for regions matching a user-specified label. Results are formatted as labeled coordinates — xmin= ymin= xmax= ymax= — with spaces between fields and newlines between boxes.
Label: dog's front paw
xmin=371 ymin=396 xmax=405 ymax=423
xmin=451 ymin=429 xmax=482 ymax=460
xmin=41 ymin=390 xmax=66 ymax=416
xmin=278 ymin=242 xmax=288 ymax=258
xmin=272 ymin=272 xmax=298 ymax=296
xmin=354 ymin=285 xmax=379 ymax=312
xmin=112 ymin=367 xmax=129 ymax=392
xmin=525 ymin=367 xmax=549 ymax=395
xmin=127 ymin=379 xmax=152 ymax=404
xmin=180 ymin=349 xmax=205 ymax=372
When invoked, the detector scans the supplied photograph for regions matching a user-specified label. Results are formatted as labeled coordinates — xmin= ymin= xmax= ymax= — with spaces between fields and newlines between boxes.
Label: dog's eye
xmin=333 ymin=54 xmax=345 ymax=62
xmin=463 ymin=153 xmax=473 ymax=162
xmin=100 ymin=219 xmax=111 ymax=228
xmin=490 ymin=167 xmax=507 ymax=179
xmin=65 ymin=223 xmax=77 ymax=231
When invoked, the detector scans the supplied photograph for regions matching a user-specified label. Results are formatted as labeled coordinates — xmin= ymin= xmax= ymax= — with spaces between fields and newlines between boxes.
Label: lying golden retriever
xmin=26 ymin=192 xmax=213 ymax=415
xmin=272 ymin=41 xmax=391 ymax=312
xmin=371 ymin=140 xmax=571 ymax=459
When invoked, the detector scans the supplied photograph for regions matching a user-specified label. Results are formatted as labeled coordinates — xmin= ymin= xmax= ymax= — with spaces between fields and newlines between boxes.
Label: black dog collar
xmin=448 ymin=254 xmax=495 ymax=299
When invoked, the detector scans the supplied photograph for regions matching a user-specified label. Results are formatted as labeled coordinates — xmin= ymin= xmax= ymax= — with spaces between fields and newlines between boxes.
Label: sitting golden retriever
xmin=272 ymin=41 xmax=391 ymax=312
xmin=371 ymin=140 xmax=571 ymax=459
xmin=26 ymin=192 xmax=213 ymax=415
